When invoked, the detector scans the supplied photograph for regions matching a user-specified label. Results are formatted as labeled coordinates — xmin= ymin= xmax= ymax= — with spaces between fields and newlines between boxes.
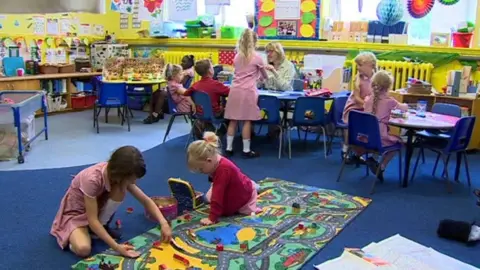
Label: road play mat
xmin=72 ymin=178 xmax=371 ymax=270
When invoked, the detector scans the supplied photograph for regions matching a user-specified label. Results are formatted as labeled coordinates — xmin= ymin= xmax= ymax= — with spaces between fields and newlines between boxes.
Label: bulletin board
xmin=255 ymin=0 xmax=321 ymax=40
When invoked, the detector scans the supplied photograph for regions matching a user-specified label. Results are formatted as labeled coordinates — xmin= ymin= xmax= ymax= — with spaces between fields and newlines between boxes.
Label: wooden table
xmin=389 ymin=112 xmax=459 ymax=188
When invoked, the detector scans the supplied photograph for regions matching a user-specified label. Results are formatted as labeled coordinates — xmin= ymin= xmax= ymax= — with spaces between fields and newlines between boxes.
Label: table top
xmin=389 ymin=111 xmax=459 ymax=130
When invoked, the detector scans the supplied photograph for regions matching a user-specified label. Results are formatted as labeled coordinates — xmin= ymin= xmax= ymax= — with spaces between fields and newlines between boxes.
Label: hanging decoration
xmin=358 ymin=0 xmax=363 ymax=12
xmin=407 ymin=0 xmax=434 ymax=19
xmin=376 ymin=0 xmax=404 ymax=26
xmin=438 ymin=0 xmax=460 ymax=5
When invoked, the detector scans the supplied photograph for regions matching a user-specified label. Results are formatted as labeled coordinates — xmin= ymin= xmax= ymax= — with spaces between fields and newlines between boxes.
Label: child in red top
xmin=187 ymin=132 xmax=260 ymax=225
xmin=165 ymin=64 xmax=195 ymax=113
xmin=185 ymin=59 xmax=230 ymax=117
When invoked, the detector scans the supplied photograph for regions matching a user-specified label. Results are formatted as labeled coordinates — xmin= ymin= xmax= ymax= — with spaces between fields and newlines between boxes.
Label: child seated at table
xmin=165 ymin=64 xmax=195 ymax=113
xmin=181 ymin=55 xmax=195 ymax=88
xmin=362 ymin=70 xmax=408 ymax=180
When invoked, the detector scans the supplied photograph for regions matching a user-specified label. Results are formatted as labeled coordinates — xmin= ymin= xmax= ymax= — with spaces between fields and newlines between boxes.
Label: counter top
xmin=0 ymin=72 xmax=102 ymax=82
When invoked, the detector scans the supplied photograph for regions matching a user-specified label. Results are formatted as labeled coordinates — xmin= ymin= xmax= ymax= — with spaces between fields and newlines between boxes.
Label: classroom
xmin=0 ymin=0 xmax=479 ymax=269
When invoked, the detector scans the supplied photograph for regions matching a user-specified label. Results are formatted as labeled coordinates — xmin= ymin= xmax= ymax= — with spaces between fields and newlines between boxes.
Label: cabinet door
xmin=0 ymin=82 xmax=11 ymax=90
xmin=11 ymin=80 xmax=41 ymax=90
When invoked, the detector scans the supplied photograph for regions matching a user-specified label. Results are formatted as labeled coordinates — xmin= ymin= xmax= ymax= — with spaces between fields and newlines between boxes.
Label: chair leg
xmin=337 ymin=147 xmax=350 ymax=182
xmin=463 ymin=151 xmax=471 ymax=187
xmin=410 ymin=148 xmax=422 ymax=183
xmin=93 ymin=104 xmax=96 ymax=128
xmin=183 ymin=115 xmax=189 ymax=123
xmin=421 ymin=147 xmax=425 ymax=164
xmin=163 ymin=115 xmax=177 ymax=143
xmin=105 ymin=108 xmax=109 ymax=123
xmin=320 ymin=126 xmax=327 ymax=159
xmin=278 ymin=125 xmax=283 ymax=159
xmin=119 ymin=107 xmax=125 ymax=126
xmin=371 ymin=156 xmax=384 ymax=194
xmin=129 ymin=108 xmax=134 ymax=118
xmin=95 ymin=107 xmax=102 ymax=134
xmin=441 ymin=154 xmax=451 ymax=179
xmin=185 ymin=120 xmax=196 ymax=149
xmin=441 ymin=155 xmax=452 ymax=193
xmin=288 ymin=127 xmax=292 ymax=159
xmin=398 ymin=149 xmax=403 ymax=187
xmin=432 ymin=152 xmax=441 ymax=176
xmin=126 ymin=106 xmax=131 ymax=132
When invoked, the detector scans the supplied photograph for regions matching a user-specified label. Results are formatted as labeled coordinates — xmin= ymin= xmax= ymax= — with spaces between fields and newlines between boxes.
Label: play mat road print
xmin=72 ymin=178 xmax=371 ymax=270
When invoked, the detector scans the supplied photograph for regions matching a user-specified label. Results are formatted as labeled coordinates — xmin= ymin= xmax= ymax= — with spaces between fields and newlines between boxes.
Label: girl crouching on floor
xmin=187 ymin=132 xmax=260 ymax=226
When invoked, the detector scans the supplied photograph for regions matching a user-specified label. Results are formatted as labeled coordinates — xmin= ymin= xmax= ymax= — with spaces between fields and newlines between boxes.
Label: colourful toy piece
xmin=126 ymin=207 xmax=134 ymax=214
xmin=313 ymin=192 xmax=319 ymax=198
xmin=168 ymin=178 xmax=204 ymax=213
xmin=173 ymin=253 xmax=190 ymax=266
xmin=115 ymin=219 xmax=122 ymax=229
xmin=187 ymin=229 xmax=197 ymax=239
xmin=159 ymin=264 xmax=167 ymax=270
xmin=298 ymin=223 xmax=305 ymax=230
xmin=240 ymin=242 xmax=248 ymax=251
xmin=216 ymin=243 xmax=224 ymax=251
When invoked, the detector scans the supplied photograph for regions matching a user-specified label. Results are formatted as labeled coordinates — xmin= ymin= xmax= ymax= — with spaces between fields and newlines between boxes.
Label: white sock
xmin=98 ymin=199 xmax=122 ymax=225
xmin=226 ymin=135 xmax=234 ymax=151
xmin=243 ymin=139 xmax=251 ymax=153
xmin=468 ymin=225 xmax=480 ymax=241
xmin=342 ymin=144 xmax=348 ymax=152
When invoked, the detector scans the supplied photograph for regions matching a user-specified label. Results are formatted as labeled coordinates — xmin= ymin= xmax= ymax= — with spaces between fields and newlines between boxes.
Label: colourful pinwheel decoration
xmin=407 ymin=0 xmax=435 ymax=18
xmin=438 ymin=0 xmax=460 ymax=5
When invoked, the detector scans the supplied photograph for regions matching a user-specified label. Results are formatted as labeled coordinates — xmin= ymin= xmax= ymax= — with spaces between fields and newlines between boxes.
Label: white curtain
xmin=1 ymin=0 xmax=104 ymax=14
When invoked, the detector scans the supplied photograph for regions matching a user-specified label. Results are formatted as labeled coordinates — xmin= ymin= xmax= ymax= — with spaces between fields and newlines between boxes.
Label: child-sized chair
xmin=337 ymin=111 xmax=402 ymax=194
xmin=256 ymin=95 xmax=283 ymax=159
xmin=410 ymin=116 xmax=475 ymax=192
xmin=168 ymin=178 xmax=204 ymax=213
xmin=327 ymin=95 xmax=348 ymax=156
xmin=93 ymin=82 xmax=130 ymax=133
xmin=163 ymin=89 xmax=192 ymax=143
xmin=287 ymin=97 xmax=331 ymax=159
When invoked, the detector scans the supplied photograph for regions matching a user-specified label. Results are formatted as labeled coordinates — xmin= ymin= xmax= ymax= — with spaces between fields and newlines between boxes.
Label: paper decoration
xmin=407 ymin=0 xmax=434 ymax=19
xmin=219 ymin=50 xmax=235 ymax=65
xmin=438 ymin=0 xmax=459 ymax=5
xmin=59 ymin=18 xmax=73 ymax=35
xmin=93 ymin=24 xmax=105 ymax=36
xmin=46 ymin=19 xmax=59 ymax=35
xmin=120 ymin=13 xmax=129 ymax=29
xmin=205 ymin=0 xmax=230 ymax=4
xmin=141 ymin=0 xmax=164 ymax=18
xmin=376 ymin=0 xmax=404 ymax=26
xmin=169 ymin=0 xmax=197 ymax=22
xmin=358 ymin=0 xmax=363 ymax=12
xmin=132 ymin=0 xmax=142 ymax=28
xmin=255 ymin=0 xmax=320 ymax=40
xmin=111 ymin=0 xmax=134 ymax=13
xmin=30 ymin=16 xmax=46 ymax=35
xmin=79 ymin=24 xmax=91 ymax=36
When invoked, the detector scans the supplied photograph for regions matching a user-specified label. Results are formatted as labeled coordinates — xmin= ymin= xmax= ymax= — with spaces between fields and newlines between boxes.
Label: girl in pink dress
xmin=363 ymin=70 xmax=408 ymax=180
xmin=224 ymin=28 xmax=268 ymax=158
xmin=50 ymin=146 xmax=172 ymax=258
xmin=166 ymin=64 xmax=195 ymax=113
xmin=342 ymin=52 xmax=377 ymax=163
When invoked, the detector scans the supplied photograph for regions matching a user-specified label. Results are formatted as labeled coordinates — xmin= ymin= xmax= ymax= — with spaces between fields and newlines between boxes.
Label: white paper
xmin=205 ymin=0 xmax=230 ymax=4
xmin=59 ymin=18 xmax=72 ymax=35
xmin=32 ymin=16 xmax=45 ymax=35
xmin=275 ymin=0 xmax=300 ymax=20
xmin=92 ymin=24 xmax=105 ymax=36
xmin=120 ymin=13 xmax=129 ymax=29
xmin=55 ymin=48 xmax=67 ymax=64
xmin=131 ymin=0 xmax=141 ymax=28
xmin=45 ymin=48 xmax=56 ymax=63
xmin=46 ymin=18 xmax=59 ymax=35
xmin=168 ymin=0 xmax=197 ymax=22
xmin=79 ymin=24 xmax=91 ymax=35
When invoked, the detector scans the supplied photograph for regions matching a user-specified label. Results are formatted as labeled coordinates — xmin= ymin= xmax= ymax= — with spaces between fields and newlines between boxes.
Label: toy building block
xmin=216 ymin=243 xmax=224 ymax=251
xmin=240 ymin=242 xmax=248 ymax=251
xmin=159 ymin=264 xmax=167 ymax=270
xmin=292 ymin=202 xmax=300 ymax=209
xmin=297 ymin=222 xmax=305 ymax=230
xmin=115 ymin=219 xmax=122 ymax=229
xmin=173 ymin=254 xmax=190 ymax=266
xmin=187 ymin=229 xmax=197 ymax=239
xmin=311 ymin=223 xmax=318 ymax=228
xmin=168 ymin=178 xmax=205 ymax=213
xmin=126 ymin=207 xmax=134 ymax=214
xmin=313 ymin=191 xmax=319 ymax=197
xmin=184 ymin=213 xmax=192 ymax=221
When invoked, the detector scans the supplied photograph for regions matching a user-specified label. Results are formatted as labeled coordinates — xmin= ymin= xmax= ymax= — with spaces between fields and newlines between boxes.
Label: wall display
xmin=407 ymin=0 xmax=434 ymax=19
xmin=376 ymin=0 xmax=404 ymax=26
xmin=255 ymin=0 xmax=320 ymax=40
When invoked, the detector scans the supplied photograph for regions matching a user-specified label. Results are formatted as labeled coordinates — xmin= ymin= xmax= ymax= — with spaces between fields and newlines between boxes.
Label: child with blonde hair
xmin=342 ymin=52 xmax=377 ymax=163
xmin=165 ymin=63 xmax=195 ymax=113
xmin=224 ymin=28 xmax=268 ymax=158
xmin=363 ymin=70 xmax=408 ymax=180
xmin=187 ymin=132 xmax=260 ymax=225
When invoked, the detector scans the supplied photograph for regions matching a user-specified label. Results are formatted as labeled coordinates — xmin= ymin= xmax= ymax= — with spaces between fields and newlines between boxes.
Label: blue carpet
xmin=1 ymin=134 xmax=479 ymax=269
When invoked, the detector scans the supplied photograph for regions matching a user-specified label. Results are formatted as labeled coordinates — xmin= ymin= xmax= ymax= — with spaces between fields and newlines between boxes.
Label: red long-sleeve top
xmin=185 ymin=76 xmax=230 ymax=114
xmin=208 ymin=157 xmax=254 ymax=222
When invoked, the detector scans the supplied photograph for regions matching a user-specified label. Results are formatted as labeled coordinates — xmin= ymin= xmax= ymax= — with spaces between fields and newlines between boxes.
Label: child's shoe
xmin=367 ymin=157 xmax=384 ymax=182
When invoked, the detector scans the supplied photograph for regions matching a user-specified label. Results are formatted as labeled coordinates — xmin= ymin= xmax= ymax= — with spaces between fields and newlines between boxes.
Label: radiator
xmin=161 ymin=52 xmax=213 ymax=82
xmin=348 ymin=60 xmax=434 ymax=90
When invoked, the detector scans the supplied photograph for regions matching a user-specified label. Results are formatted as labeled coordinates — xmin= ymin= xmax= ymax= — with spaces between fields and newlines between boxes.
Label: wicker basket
xmin=58 ymin=64 xmax=75 ymax=73
xmin=39 ymin=64 xmax=59 ymax=74
xmin=145 ymin=196 xmax=178 ymax=222
xmin=407 ymin=83 xmax=432 ymax=95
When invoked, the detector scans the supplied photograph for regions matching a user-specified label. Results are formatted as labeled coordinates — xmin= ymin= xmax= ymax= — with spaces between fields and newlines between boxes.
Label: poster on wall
xmin=111 ymin=0 xmax=134 ymax=13
xmin=31 ymin=16 xmax=46 ymax=35
xmin=168 ymin=0 xmax=198 ymax=22
xmin=255 ymin=0 xmax=320 ymax=40
xmin=139 ymin=0 xmax=164 ymax=20
xmin=132 ymin=0 xmax=142 ymax=28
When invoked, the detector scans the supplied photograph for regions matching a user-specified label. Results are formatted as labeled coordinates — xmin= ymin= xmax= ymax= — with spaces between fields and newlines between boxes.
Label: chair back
xmin=183 ymin=76 xmax=193 ymax=88
xmin=191 ymin=91 xmax=215 ymax=121
xmin=98 ymin=82 xmax=127 ymax=106
xmin=332 ymin=95 xmax=348 ymax=125
xmin=432 ymin=103 xmax=462 ymax=118
xmin=257 ymin=95 xmax=281 ymax=125
xmin=445 ymin=116 xmax=476 ymax=153
xmin=92 ymin=76 xmax=102 ymax=94
xmin=347 ymin=111 xmax=383 ymax=153
xmin=166 ymin=88 xmax=179 ymax=114
xmin=292 ymin=79 xmax=304 ymax=91
xmin=213 ymin=65 xmax=224 ymax=80
xmin=291 ymin=96 xmax=328 ymax=126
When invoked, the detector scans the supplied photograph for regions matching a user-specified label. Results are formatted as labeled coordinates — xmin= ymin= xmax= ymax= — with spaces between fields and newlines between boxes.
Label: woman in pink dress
xmin=50 ymin=146 xmax=172 ymax=258
xmin=342 ymin=52 xmax=377 ymax=163
xmin=363 ymin=70 xmax=408 ymax=180
xmin=224 ymin=28 xmax=268 ymax=158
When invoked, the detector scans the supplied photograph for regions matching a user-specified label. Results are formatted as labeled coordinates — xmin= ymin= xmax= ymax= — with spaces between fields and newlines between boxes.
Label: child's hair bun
xmin=203 ymin=131 xmax=219 ymax=148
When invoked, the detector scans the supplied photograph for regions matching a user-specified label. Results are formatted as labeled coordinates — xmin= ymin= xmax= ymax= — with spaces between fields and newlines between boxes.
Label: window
xmin=340 ymin=0 xmax=381 ymax=21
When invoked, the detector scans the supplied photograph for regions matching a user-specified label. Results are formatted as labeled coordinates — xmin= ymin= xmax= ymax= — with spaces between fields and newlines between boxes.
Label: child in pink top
xmin=363 ymin=70 xmax=408 ymax=180
xmin=50 ymin=146 xmax=172 ymax=258
xmin=165 ymin=64 xmax=195 ymax=113
xmin=186 ymin=132 xmax=260 ymax=225
xmin=342 ymin=52 xmax=377 ymax=164
xmin=224 ymin=28 xmax=268 ymax=158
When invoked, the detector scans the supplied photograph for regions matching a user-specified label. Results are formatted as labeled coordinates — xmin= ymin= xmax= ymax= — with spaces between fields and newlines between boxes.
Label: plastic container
xmin=416 ymin=100 xmax=427 ymax=118
xmin=452 ymin=32 xmax=473 ymax=48
xmin=71 ymin=96 xmax=86 ymax=109
xmin=186 ymin=26 xmax=213 ymax=38
xmin=220 ymin=26 xmax=243 ymax=39
xmin=145 ymin=196 xmax=178 ymax=222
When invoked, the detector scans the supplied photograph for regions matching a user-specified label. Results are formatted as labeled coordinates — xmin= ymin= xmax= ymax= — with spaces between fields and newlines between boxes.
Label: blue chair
xmin=416 ymin=103 xmax=462 ymax=163
xmin=213 ymin=65 xmax=224 ymax=80
xmin=410 ymin=116 xmax=475 ymax=192
xmin=327 ymin=95 xmax=348 ymax=154
xmin=186 ymin=91 xmax=226 ymax=148
xmin=183 ymin=76 xmax=193 ymax=89
xmin=256 ymin=95 xmax=283 ymax=159
xmin=336 ymin=111 xmax=402 ymax=194
xmin=93 ymin=82 xmax=129 ymax=133
xmin=287 ymin=97 xmax=331 ymax=159
xmin=163 ymin=89 xmax=192 ymax=143
xmin=292 ymin=79 xmax=304 ymax=91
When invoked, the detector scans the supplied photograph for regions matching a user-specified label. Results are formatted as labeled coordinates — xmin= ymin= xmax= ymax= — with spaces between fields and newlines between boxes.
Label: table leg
xmin=454 ymin=152 xmax=462 ymax=182
xmin=403 ymin=130 xmax=415 ymax=188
